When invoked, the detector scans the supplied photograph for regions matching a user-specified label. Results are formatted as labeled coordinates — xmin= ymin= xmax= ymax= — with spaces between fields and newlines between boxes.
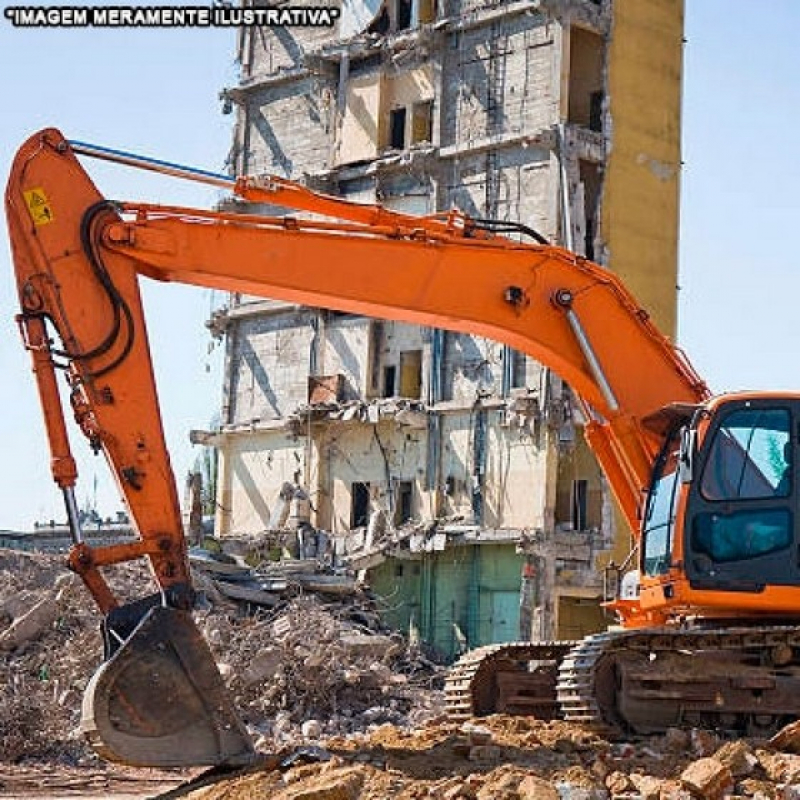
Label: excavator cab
xmin=639 ymin=395 xmax=800 ymax=618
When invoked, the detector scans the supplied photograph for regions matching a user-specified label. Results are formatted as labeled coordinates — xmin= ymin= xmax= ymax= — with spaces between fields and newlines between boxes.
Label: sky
xmin=0 ymin=1 xmax=798 ymax=531
xmin=0 ymin=11 xmax=236 ymax=529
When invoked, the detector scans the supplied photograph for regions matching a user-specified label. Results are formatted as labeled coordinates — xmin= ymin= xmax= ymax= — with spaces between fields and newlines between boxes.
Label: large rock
xmin=518 ymin=775 xmax=561 ymax=800
xmin=629 ymin=775 xmax=671 ymax=800
xmin=757 ymin=751 xmax=800 ymax=784
xmin=0 ymin=589 xmax=39 ymax=621
xmin=605 ymin=771 xmax=636 ymax=795
xmin=476 ymin=769 xmax=524 ymax=800
xmin=773 ymin=721 xmax=800 ymax=755
xmin=241 ymin=646 xmax=283 ymax=687
xmin=714 ymin=740 xmax=758 ymax=778
xmin=680 ymin=758 xmax=733 ymax=800
xmin=0 ymin=597 xmax=57 ymax=651
xmin=287 ymin=767 xmax=364 ymax=800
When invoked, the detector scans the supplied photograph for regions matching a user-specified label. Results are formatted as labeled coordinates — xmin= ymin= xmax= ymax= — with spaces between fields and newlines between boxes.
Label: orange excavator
xmin=7 ymin=128 xmax=800 ymax=767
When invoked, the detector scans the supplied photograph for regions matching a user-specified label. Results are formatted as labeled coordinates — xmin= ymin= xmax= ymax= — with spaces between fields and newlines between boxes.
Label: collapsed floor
xmin=3 ymin=548 xmax=800 ymax=800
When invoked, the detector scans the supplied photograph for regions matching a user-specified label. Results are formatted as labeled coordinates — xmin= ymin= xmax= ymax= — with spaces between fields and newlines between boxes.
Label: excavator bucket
xmin=80 ymin=606 xmax=255 ymax=767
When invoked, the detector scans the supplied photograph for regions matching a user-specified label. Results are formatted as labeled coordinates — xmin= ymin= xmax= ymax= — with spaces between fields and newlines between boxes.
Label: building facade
xmin=209 ymin=0 xmax=684 ymax=658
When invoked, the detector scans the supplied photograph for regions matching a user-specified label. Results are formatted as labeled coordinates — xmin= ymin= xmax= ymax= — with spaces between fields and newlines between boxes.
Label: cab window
xmin=700 ymin=408 xmax=791 ymax=501
xmin=642 ymin=432 xmax=680 ymax=577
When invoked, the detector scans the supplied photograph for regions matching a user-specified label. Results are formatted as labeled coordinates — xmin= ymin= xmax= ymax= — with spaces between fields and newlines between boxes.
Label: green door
xmin=489 ymin=591 xmax=520 ymax=643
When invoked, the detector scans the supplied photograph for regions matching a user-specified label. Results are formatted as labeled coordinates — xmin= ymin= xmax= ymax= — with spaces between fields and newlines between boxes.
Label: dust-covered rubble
xmin=0 ymin=547 xmax=443 ymax=767
xmin=5 ymin=548 xmax=800 ymax=800
xmin=158 ymin=715 xmax=800 ymax=800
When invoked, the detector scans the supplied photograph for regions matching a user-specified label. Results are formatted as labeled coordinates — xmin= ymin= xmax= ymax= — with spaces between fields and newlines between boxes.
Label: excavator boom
xmin=6 ymin=129 xmax=714 ymax=764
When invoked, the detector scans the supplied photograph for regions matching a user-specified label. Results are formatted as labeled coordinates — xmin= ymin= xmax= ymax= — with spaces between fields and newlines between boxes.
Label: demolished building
xmin=205 ymin=0 xmax=685 ymax=659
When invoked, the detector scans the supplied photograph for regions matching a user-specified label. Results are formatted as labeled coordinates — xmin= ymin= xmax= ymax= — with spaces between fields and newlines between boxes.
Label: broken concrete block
xmin=737 ymin=778 xmax=776 ymax=800
xmin=757 ymin=752 xmax=800 ymax=784
xmin=241 ymin=646 xmax=283 ymax=687
xmin=287 ymin=767 xmax=364 ymax=800
xmin=714 ymin=740 xmax=758 ymax=778
xmin=427 ymin=777 xmax=462 ymax=799
xmin=460 ymin=723 xmax=493 ymax=746
xmin=555 ymin=784 xmax=609 ymax=800
xmin=443 ymin=784 xmax=474 ymax=800
xmin=467 ymin=744 xmax=505 ymax=764
xmin=605 ymin=771 xmax=636 ymax=795
xmin=476 ymin=770 xmax=523 ymax=800
xmin=0 ymin=589 xmax=39 ymax=622
xmin=339 ymin=632 xmax=395 ymax=657
xmin=518 ymin=776 xmax=561 ymax=800
xmin=0 ymin=597 xmax=57 ymax=651
xmin=302 ymin=720 xmax=323 ymax=740
xmin=629 ymin=774 xmax=667 ymax=800
xmin=773 ymin=721 xmax=800 ymax=755
xmin=680 ymin=757 xmax=733 ymax=800
xmin=217 ymin=662 xmax=233 ymax=680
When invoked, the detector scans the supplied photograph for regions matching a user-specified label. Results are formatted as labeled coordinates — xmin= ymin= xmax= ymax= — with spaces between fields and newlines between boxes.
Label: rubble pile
xmin=0 ymin=549 xmax=102 ymax=763
xmin=168 ymin=715 xmax=800 ymax=800
xmin=199 ymin=594 xmax=445 ymax=746
xmin=6 ymin=548 xmax=800 ymax=800
xmin=0 ymin=548 xmax=443 ymax=766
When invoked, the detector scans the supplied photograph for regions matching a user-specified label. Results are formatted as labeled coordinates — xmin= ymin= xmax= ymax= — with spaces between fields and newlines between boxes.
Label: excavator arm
xmin=6 ymin=128 xmax=708 ymax=766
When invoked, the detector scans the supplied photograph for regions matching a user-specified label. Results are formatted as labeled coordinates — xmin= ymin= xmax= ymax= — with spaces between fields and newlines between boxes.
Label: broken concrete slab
xmin=714 ymin=740 xmax=758 ymax=778
xmin=773 ymin=721 xmax=800 ymax=755
xmin=0 ymin=596 xmax=57 ymax=652
xmin=680 ymin=757 xmax=733 ymax=800
xmin=518 ymin=775 xmax=561 ymax=800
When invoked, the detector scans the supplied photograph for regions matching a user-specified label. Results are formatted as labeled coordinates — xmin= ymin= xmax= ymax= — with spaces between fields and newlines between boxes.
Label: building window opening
xmin=395 ymin=481 xmax=414 ymax=525
xmin=368 ymin=4 xmax=389 ymax=34
xmin=579 ymin=160 xmax=602 ymax=261
xmin=567 ymin=27 xmax=604 ymax=131
xmin=411 ymin=100 xmax=433 ymax=145
xmin=389 ymin=107 xmax=407 ymax=149
xmin=399 ymin=349 xmax=422 ymax=398
xmin=383 ymin=365 xmax=397 ymax=398
xmin=572 ymin=478 xmax=588 ymax=531
xmin=351 ymin=482 xmax=370 ymax=529
xmin=396 ymin=0 xmax=413 ymax=30
xmin=512 ymin=349 xmax=527 ymax=389
xmin=589 ymin=90 xmax=603 ymax=133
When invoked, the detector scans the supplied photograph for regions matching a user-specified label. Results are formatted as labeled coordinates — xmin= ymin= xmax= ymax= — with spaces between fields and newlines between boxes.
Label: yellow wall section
xmin=603 ymin=0 xmax=684 ymax=338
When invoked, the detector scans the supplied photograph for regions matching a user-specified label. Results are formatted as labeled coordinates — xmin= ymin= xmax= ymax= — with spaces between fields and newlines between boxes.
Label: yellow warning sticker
xmin=23 ymin=188 xmax=54 ymax=226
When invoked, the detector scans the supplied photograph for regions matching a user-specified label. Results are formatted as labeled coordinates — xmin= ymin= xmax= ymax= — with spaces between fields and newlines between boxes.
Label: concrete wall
xmin=217 ymin=429 xmax=307 ymax=535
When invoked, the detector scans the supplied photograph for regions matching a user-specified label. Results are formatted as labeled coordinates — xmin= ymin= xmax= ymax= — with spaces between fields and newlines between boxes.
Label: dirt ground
xmin=0 ymin=762 xmax=184 ymax=799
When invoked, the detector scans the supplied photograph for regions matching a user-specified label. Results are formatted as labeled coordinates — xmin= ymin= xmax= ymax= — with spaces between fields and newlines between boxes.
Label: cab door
xmin=684 ymin=400 xmax=799 ymax=591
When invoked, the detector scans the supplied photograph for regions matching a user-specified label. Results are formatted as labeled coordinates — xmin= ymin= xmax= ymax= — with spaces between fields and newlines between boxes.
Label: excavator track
xmin=445 ymin=641 xmax=577 ymax=721
xmin=448 ymin=625 xmax=800 ymax=737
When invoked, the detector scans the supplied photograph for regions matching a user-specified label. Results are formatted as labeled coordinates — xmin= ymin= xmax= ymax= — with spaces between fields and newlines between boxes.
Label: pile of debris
xmin=0 ymin=548 xmax=443 ymax=766
xmin=7 ymin=547 xmax=800 ymax=800
xmin=166 ymin=715 xmax=800 ymax=800
xmin=196 ymin=593 xmax=445 ymax=748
